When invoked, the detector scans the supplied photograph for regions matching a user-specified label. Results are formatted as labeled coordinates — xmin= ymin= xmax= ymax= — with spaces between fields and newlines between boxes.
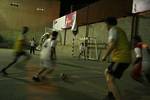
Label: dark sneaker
xmin=0 ymin=69 xmax=8 ymax=75
xmin=60 ymin=73 xmax=68 ymax=81
xmin=102 ymin=92 xmax=115 ymax=100
xmin=32 ymin=76 xmax=41 ymax=82
xmin=102 ymin=95 xmax=115 ymax=100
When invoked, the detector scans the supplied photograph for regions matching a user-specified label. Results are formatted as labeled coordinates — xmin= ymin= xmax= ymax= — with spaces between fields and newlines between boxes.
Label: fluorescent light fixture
xmin=36 ymin=8 xmax=45 ymax=11
xmin=10 ymin=2 xmax=20 ymax=7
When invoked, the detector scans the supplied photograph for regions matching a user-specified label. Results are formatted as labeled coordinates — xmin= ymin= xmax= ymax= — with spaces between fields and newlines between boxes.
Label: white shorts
xmin=40 ymin=59 xmax=56 ymax=69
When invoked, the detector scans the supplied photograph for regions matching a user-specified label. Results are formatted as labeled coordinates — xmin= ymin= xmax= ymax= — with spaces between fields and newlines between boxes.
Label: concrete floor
xmin=0 ymin=48 xmax=150 ymax=100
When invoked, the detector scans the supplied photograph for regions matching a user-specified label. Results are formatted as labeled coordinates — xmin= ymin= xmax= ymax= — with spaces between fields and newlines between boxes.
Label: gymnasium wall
xmin=77 ymin=0 xmax=132 ymax=25
xmin=138 ymin=16 xmax=150 ymax=44
xmin=58 ymin=17 xmax=133 ymax=58
xmin=0 ymin=0 xmax=60 ymax=47
xmin=57 ymin=0 xmax=133 ymax=58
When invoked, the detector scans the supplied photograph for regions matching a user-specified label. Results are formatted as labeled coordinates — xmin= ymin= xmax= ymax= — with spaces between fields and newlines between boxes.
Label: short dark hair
xmin=22 ymin=26 xmax=29 ymax=34
xmin=133 ymin=35 xmax=142 ymax=42
xmin=105 ymin=17 xmax=117 ymax=25
xmin=51 ymin=31 xmax=58 ymax=40
xmin=133 ymin=35 xmax=142 ymax=46
xmin=52 ymin=31 xmax=58 ymax=37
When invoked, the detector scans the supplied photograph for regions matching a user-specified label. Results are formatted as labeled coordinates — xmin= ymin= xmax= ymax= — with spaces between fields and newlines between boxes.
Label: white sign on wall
xmin=132 ymin=0 xmax=150 ymax=13
xmin=53 ymin=16 xmax=66 ymax=31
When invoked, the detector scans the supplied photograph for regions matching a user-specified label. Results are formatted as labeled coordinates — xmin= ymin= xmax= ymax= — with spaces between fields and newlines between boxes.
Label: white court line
xmin=0 ymin=77 xmax=10 ymax=80
xmin=0 ymin=76 xmax=29 ymax=80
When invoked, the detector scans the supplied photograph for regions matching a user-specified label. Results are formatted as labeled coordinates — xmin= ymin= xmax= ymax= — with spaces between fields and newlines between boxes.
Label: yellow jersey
xmin=109 ymin=27 xmax=131 ymax=63
xmin=14 ymin=35 xmax=26 ymax=53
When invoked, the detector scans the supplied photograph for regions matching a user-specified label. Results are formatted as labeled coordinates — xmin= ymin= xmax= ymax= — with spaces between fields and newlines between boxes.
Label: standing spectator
xmin=0 ymin=26 xmax=30 ymax=75
xmin=32 ymin=31 xmax=58 ymax=82
xmin=78 ymin=42 xmax=85 ymax=59
xmin=131 ymin=35 xmax=143 ymax=82
xmin=102 ymin=17 xmax=131 ymax=100
xmin=30 ymin=37 xmax=36 ymax=54
xmin=131 ymin=35 xmax=150 ymax=84
xmin=142 ymin=43 xmax=150 ymax=82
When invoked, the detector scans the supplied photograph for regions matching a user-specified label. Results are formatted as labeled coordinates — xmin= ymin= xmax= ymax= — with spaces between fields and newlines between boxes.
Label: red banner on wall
xmin=65 ymin=11 xmax=76 ymax=28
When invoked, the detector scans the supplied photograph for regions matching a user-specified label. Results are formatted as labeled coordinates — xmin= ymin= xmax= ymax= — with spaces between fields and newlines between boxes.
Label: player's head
xmin=51 ymin=31 xmax=58 ymax=40
xmin=133 ymin=35 xmax=142 ymax=43
xmin=22 ymin=26 xmax=29 ymax=34
xmin=105 ymin=17 xmax=117 ymax=26
xmin=133 ymin=35 xmax=142 ymax=46
xmin=105 ymin=17 xmax=117 ymax=30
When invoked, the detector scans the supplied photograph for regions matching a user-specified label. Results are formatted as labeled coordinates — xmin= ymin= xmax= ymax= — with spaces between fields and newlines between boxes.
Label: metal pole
xmin=63 ymin=29 xmax=67 ymax=45
xmin=131 ymin=14 xmax=139 ymax=48
xmin=85 ymin=4 xmax=89 ymax=60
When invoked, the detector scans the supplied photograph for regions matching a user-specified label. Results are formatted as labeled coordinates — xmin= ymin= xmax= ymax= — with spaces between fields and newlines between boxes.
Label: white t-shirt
xmin=40 ymin=38 xmax=52 ymax=60
xmin=51 ymin=40 xmax=57 ymax=48
xmin=40 ymin=38 xmax=57 ymax=68
xmin=30 ymin=40 xmax=35 ymax=47
xmin=79 ymin=44 xmax=85 ymax=52
xmin=134 ymin=47 xmax=142 ymax=58
xmin=108 ymin=26 xmax=117 ymax=43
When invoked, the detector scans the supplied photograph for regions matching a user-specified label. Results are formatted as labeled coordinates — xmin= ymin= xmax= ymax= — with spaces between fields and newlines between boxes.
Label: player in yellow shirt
xmin=102 ymin=17 xmax=131 ymax=100
xmin=1 ymin=26 xmax=30 ymax=75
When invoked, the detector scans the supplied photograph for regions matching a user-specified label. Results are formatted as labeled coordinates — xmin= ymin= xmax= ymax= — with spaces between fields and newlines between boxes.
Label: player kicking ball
xmin=32 ymin=31 xmax=58 ymax=82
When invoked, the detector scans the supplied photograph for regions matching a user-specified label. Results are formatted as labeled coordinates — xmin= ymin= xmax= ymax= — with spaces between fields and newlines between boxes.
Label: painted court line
xmin=0 ymin=77 xmax=10 ymax=81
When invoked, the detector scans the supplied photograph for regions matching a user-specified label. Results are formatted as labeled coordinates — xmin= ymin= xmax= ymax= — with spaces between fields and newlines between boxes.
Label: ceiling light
xmin=36 ymin=8 xmax=45 ymax=11
xmin=10 ymin=2 xmax=20 ymax=7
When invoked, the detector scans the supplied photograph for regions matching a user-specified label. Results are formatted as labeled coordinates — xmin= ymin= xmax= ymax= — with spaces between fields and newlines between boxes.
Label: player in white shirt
xmin=78 ymin=42 xmax=85 ymax=59
xmin=30 ymin=38 xmax=36 ymax=54
xmin=32 ymin=31 xmax=58 ymax=82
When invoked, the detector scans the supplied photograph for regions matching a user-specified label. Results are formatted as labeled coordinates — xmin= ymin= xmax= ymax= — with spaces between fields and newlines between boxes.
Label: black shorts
xmin=15 ymin=51 xmax=27 ymax=57
xmin=134 ymin=57 xmax=142 ymax=64
xmin=107 ymin=62 xmax=130 ymax=79
xmin=15 ymin=51 xmax=29 ymax=58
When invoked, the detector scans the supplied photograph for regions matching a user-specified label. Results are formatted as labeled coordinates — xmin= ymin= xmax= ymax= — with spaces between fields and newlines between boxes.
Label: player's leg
xmin=103 ymin=63 xmax=129 ymax=100
xmin=32 ymin=68 xmax=47 ymax=81
xmin=40 ymin=61 xmax=56 ymax=80
xmin=30 ymin=47 xmax=32 ymax=54
xmin=23 ymin=51 xmax=31 ymax=60
xmin=104 ymin=68 xmax=121 ymax=100
xmin=1 ymin=53 xmax=21 ymax=75
xmin=40 ymin=68 xmax=54 ymax=80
